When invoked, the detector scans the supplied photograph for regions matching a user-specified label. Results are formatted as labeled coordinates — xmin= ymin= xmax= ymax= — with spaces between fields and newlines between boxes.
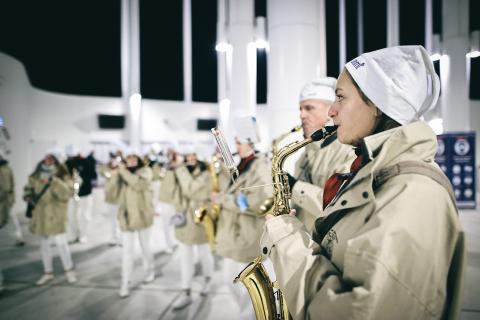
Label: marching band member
xmin=110 ymin=152 xmax=155 ymax=298
xmin=169 ymin=151 xmax=215 ymax=310
xmin=289 ymin=78 xmax=355 ymax=232
xmin=214 ymin=118 xmax=273 ymax=319
xmin=261 ymin=46 xmax=465 ymax=319
xmin=24 ymin=153 xmax=77 ymax=286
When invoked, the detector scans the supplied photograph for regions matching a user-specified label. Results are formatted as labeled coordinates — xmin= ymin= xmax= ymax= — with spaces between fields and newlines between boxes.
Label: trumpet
xmin=234 ymin=126 xmax=338 ymax=320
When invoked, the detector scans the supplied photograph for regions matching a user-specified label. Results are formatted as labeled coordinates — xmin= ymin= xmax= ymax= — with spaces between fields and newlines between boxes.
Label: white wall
xmin=0 ymin=52 xmax=221 ymax=214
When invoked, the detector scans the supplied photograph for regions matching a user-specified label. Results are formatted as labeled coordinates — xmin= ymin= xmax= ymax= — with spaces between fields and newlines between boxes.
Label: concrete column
xmin=183 ymin=0 xmax=192 ymax=103
xmin=387 ymin=0 xmax=399 ymax=47
xmin=339 ymin=0 xmax=347 ymax=68
xmin=121 ymin=0 xmax=142 ymax=151
xmin=228 ymin=0 xmax=256 ymax=119
xmin=441 ymin=0 xmax=470 ymax=131
xmin=266 ymin=0 xmax=323 ymax=141
xmin=358 ymin=0 xmax=364 ymax=54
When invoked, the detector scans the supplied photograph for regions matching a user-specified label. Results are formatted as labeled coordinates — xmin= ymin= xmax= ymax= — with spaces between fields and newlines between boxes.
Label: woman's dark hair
xmin=346 ymin=70 xmax=401 ymax=134
xmin=32 ymin=154 xmax=67 ymax=178
xmin=126 ymin=154 xmax=144 ymax=173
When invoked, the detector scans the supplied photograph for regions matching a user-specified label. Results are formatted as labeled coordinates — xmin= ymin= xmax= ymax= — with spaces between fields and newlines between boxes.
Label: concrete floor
xmin=1 ymin=188 xmax=479 ymax=320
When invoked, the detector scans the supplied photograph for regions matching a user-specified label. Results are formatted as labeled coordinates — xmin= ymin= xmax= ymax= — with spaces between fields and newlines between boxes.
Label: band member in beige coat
xmin=0 ymin=149 xmax=16 ymax=291
xmin=168 ymin=152 xmax=215 ymax=310
xmin=23 ymin=153 xmax=77 ymax=286
xmin=101 ymin=154 xmax=123 ymax=245
xmin=214 ymin=119 xmax=273 ymax=319
xmin=261 ymin=46 xmax=465 ymax=320
xmin=110 ymin=153 xmax=155 ymax=298
xmin=290 ymin=78 xmax=355 ymax=232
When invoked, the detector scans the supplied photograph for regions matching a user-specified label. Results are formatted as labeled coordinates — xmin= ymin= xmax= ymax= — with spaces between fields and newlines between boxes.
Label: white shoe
xmin=172 ymin=292 xmax=193 ymax=310
xmin=36 ymin=273 xmax=54 ymax=286
xmin=118 ymin=285 xmax=130 ymax=298
xmin=79 ymin=237 xmax=88 ymax=244
xmin=143 ymin=272 xmax=155 ymax=284
xmin=164 ymin=247 xmax=174 ymax=254
xmin=65 ymin=270 xmax=77 ymax=284
xmin=200 ymin=276 xmax=212 ymax=296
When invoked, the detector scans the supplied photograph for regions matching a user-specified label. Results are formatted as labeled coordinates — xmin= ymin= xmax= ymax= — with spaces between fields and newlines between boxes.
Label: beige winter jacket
xmin=158 ymin=169 xmax=185 ymax=212
xmin=215 ymin=155 xmax=273 ymax=263
xmin=113 ymin=167 xmax=154 ymax=232
xmin=101 ymin=166 xmax=121 ymax=204
xmin=261 ymin=122 xmax=465 ymax=320
xmin=173 ymin=165 xmax=210 ymax=245
xmin=0 ymin=162 xmax=15 ymax=227
xmin=292 ymin=138 xmax=354 ymax=232
xmin=24 ymin=165 xmax=73 ymax=236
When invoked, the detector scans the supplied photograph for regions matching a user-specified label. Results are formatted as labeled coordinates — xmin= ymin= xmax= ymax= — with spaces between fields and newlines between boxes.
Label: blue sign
xmin=436 ymin=132 xmax=476 ymax=209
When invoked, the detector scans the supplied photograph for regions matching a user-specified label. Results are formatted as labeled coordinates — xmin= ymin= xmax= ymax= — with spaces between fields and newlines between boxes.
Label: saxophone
xmin=234 ymin=126 xmax=338 ymax=320
xmin=257 ymin=125 xmax=302 ymax=216
xmin=193 ymin=155 xmax=222 ymax=249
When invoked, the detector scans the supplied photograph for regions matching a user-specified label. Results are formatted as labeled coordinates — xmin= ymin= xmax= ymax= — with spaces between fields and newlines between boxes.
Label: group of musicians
xmin=0 ymin=45 xmax=465 ymax=320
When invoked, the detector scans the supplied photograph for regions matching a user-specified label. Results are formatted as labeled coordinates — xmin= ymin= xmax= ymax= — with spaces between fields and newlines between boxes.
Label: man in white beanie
xmin=288 ymin=78 xmax=355 ymax=232
xmin=261 ymin=46 xmax=464 ymax=320
xmin=213 ymin=117 xmax=273 ymax=319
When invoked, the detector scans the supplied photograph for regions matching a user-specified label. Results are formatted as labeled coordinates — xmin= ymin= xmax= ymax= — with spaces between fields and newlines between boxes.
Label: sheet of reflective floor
xmin=1 ymin=188 xmax=479 ymax=320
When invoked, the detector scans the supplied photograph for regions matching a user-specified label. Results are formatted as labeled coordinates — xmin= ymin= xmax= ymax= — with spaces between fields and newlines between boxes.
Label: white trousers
xmin=156 ymin=202 xmax=176 ymax=249
xmin=8 ymin=209 xmax=23 ymax=240
xmin=67 ymin=194 xmax=93 ymax=240
xmin=223 ymin=258 xmax=256 ymax=319
xmin=40 ymin=234 xmax=74 ymax=273
xmin=105 ymin=203 xmax=120 ymax=242
xmin=178 ymin=242 xmax=214 ymax=290
xmin=121 ymin=227 xmax=154 ymax=286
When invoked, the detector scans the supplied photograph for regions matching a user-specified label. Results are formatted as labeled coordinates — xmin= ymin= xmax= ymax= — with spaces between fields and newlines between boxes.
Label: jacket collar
xmin=325 ymin=121 xmax=437 ymax=212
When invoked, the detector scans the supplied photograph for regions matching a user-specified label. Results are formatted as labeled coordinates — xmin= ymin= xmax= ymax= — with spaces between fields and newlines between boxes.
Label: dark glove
xmin=286 ymin=173 xmax=297 ymax=189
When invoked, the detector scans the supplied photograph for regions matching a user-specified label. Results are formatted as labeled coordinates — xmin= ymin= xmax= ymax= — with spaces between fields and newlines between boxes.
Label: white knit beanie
xmin=345 ymin=45 xmax=440 ymax=125
xmin=299 ymin=77 xmax=337 ymax=103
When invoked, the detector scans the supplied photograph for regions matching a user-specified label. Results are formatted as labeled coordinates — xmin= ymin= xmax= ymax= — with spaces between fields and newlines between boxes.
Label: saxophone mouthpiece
xmin=310 ymin=125 xmax=338 ymax=141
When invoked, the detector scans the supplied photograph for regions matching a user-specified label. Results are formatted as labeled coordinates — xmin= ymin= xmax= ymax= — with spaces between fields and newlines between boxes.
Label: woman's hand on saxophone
xmin=265 ymin=209 xmax=297 ymax=221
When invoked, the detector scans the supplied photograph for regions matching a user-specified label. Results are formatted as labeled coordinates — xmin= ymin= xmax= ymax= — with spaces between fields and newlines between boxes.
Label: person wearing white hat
xmin=261 ymin=46 xmax=464 ymax=319
xmin=0 ymin=149 xmax=25 ymax=246
xmin=163 ymin=151 xmax=215 ymax=310
xmin=288 ymin=78 xmax=355 ymax=232
xmin=23 ymin=153 xmax=77 ymax=286
xmin=213 ymin=117 xmax=273 ymax=319
xmin=64 ymin=144 xmax=97 ymax=244
xmin=108 ymin=152 xmax=155 ymax=298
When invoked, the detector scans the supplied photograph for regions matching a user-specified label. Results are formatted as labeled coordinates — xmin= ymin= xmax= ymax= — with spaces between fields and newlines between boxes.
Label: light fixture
xmin=430 ymin=34 xmax=444 ymax=61
xmin=216 ymin=19 xmax=232 ymax=52
xmin=215 ymin=42 xmax=232 ymax=53
xmin=255 ymin=17 xmax=269 ymax=50
xmin=129 ymin=93 xmax=142 ymax=109
xmin=466 ymin=30 xmax=480 ymax=59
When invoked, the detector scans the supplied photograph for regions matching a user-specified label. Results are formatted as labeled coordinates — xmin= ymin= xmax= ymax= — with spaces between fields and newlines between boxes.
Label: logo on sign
xmin=454 ymin=138 xmax=470 ymax=156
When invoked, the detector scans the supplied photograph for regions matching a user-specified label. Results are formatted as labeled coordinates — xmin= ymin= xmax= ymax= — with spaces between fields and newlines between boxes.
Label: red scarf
xmin=322 ymin=154 xmax=365 ymax=209
xmin=237 ymin=153 xmax=256 ymax=175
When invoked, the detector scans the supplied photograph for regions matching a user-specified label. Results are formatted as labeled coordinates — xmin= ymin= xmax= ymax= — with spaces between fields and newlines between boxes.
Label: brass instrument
xmin=234 ymin=126 xmax=338 ymax=320
xmin=193 ymin=155 xmax=222 ymax=249
xmin=258 ymin=125 xmax=302 ymax=216
xmin=72 ymin=168 xmax=82 ymax=201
